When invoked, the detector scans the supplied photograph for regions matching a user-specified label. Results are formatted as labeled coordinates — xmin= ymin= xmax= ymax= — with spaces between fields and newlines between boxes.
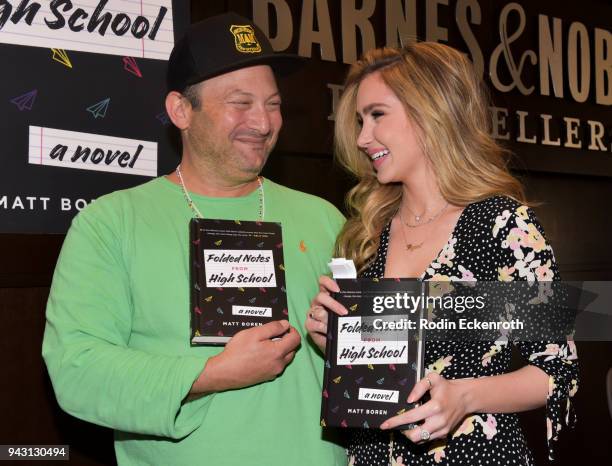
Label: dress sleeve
xmin=492 ymin=203 xmax=579 ymax=460
xmin=42 ymin=204 xmax=212 ymax=439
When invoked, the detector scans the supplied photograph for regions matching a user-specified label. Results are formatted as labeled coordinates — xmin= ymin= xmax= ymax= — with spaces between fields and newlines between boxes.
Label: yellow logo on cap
xmin=230 ymin=24 xmax=262 ymax=53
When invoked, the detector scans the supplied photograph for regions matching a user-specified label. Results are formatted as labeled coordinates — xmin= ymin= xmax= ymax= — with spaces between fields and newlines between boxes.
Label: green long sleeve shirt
xmin=43 ymin=177 xmax=346 ymax=466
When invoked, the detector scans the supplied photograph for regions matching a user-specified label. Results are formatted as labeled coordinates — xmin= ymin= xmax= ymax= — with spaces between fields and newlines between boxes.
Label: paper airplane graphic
xmin=123 ymin=56 xmax=142 ymax=78
xmin=51 ymin=49 xmax=72 ymax=68
xmin=10 ymin=89 xmax=37 ymax=111
xmin=156 ymin=111 xmax=170 ymax=125
xmin=86 ymin=98 xmax=110 ymax=119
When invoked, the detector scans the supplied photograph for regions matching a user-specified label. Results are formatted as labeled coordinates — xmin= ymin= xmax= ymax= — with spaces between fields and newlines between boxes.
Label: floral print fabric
xmin=347 ymin=196 xmax=578 ymax=466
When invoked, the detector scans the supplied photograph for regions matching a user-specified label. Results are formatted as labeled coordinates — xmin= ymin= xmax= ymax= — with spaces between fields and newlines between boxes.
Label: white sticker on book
xmin=0 ymin=0 xmax=174 ymax=60
xmin=358 ymin=388 xmax=400 ymax=404
xmin=28 ymin=126 xmax=157 ymax=177
xmin=203 ymin=249 xmax=277 ymax=288
xmin=232 ymin=306 xmax=272 ymax=317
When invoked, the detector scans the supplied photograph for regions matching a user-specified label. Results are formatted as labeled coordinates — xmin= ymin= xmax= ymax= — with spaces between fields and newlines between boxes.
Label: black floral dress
xmin=348 ymin=196 xmax=578 ymax=466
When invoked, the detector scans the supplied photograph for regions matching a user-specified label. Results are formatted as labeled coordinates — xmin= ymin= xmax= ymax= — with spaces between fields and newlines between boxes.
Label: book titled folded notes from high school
xmin=321 ymin=278 xmax=426 ymax=429
xmin=189 ymin=219 xmax=287 ymax=345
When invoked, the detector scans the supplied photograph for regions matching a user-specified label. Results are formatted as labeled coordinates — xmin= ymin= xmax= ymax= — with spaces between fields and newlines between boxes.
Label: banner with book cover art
xmin=1 ymin=0 xmax=189 ymax=233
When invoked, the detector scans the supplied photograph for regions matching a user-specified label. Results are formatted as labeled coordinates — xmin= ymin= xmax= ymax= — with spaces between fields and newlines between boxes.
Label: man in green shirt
xmin=43 ymin=12 xmax=345 ymax=466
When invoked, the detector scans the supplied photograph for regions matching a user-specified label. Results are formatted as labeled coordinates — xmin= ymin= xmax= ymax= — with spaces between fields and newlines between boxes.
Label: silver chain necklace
xmin=399 ymin=202 xmax=448 ymax=228
xmin=175 ymin=165 xmax=265 ymax=220
xmin=405 ymin=203 xmax=426 ymax=223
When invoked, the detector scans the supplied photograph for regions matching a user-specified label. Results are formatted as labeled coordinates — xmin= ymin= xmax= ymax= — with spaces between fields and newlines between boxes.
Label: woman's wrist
xmin=450 ymin=377 xmax=478 ymax=415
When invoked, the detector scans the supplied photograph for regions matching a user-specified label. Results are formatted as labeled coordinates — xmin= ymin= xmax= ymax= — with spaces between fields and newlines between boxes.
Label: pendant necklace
xmin=401 ymin=202 xmax=449 ymax=228
xmin=405 ymin=204 xmax=426 ymax=223
xmin=397 ymin=210 xmax=424 ymax=252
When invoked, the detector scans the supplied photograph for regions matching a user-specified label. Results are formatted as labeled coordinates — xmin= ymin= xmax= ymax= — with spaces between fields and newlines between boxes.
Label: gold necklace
xmin=397 ymin=211 xmax=424 ymax=252
xmin=175 ymin=165 xmax=265 ymax=220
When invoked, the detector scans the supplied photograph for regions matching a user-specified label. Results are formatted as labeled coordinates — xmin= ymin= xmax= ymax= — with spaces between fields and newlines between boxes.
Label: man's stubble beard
xmin=187 ymin=121 xmax=273 ymax=184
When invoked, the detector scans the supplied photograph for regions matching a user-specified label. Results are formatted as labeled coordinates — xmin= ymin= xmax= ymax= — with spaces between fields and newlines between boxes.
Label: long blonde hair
xmin=334 ymin=42 xmax=526 ymax=272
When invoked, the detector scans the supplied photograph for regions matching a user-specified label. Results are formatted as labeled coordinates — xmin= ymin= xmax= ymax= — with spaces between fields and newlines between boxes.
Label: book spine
xmin=189 ymin=219 xmax=200 ymax=344
xmin=320 ymin=295 xmax=339 ymax=426
xmin=416 ymin=280 xmax=428 ymax=382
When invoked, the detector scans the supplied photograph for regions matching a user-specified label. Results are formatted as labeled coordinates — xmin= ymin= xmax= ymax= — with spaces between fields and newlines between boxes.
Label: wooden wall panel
xmin=0 ymin=287 xmax=115 ymax=466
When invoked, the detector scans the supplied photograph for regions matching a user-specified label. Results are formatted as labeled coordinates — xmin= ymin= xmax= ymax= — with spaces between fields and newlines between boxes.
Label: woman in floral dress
xmin=305 ymin=42 xmax=578 ymax=466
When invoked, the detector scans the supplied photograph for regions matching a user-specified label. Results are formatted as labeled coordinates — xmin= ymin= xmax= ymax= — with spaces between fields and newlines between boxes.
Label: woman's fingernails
xmin=380 ymin=422 xmax=389 ymax=430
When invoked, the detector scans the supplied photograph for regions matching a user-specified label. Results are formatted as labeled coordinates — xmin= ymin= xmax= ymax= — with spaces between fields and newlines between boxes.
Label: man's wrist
xmin=190 ymin=354 xmax=223 ymax=395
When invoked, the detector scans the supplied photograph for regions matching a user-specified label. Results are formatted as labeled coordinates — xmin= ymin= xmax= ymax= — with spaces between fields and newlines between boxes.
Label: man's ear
xmin=165 ymin=91 xmax=192 ymax=130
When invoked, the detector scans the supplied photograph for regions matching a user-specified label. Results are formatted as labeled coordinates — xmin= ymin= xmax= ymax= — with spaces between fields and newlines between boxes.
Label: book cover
xmin=321 ymin=278 xmax=426 ymax=429
xmin=190 ymin=218 xmax=287 ymax=345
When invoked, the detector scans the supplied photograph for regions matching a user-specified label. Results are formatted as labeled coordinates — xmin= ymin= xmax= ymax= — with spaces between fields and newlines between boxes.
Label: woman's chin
xmin=375 ymin=169 xmax=397 ymax=185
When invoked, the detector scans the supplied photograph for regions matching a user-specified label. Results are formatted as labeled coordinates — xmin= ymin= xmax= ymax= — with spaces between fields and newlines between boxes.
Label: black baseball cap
xmin=167 ymin=12 xmax=301 ymax=92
